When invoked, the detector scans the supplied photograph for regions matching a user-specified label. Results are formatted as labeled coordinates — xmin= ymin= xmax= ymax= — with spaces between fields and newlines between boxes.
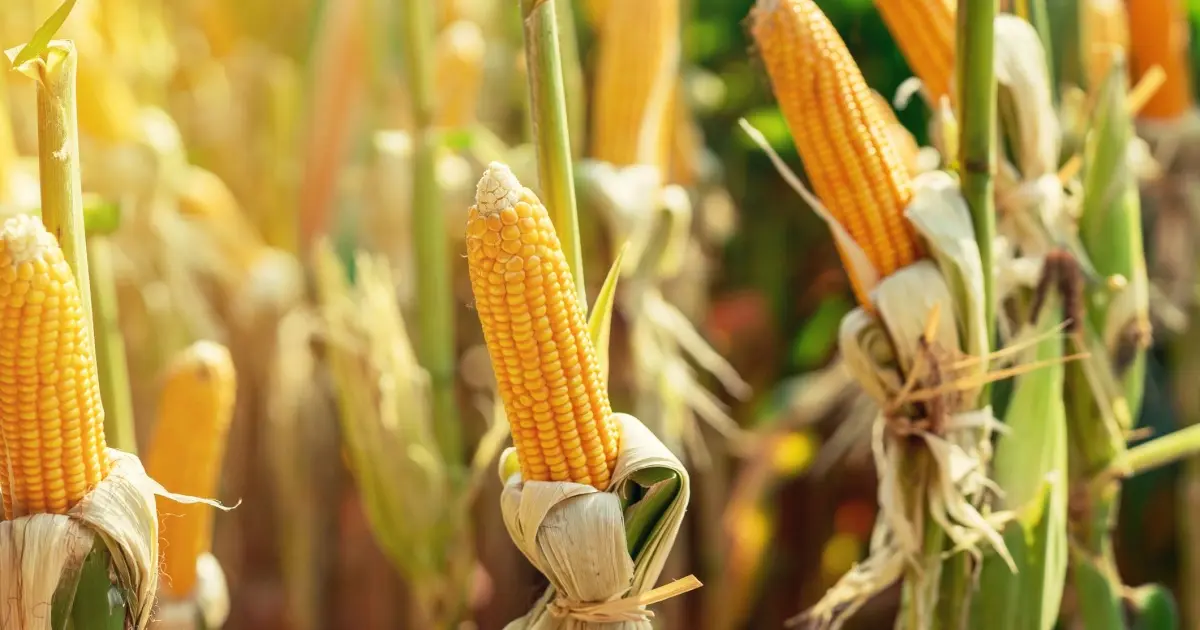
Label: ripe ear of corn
xmin=1127 ymin=0 xmax=1194 ymax=119
xmin=435 ymin=20 xmax=486 ymax=129
xmin=1085 ymin=0 xmax=1130 ymax=91
xmin=869 ymin=90 xmax=924 ymax=177
xmin=0 ymin=214 xmax=110 ymax=519
xmin=590 ymin=0 xmax=680 ymax=171
xmin=145 ymin=341 xmax=236 ymax=597
xmin=752 ymin=0 xmax=924 ymax=306
xmin=465 ymin=162 xmax=620 ymax=490
xmin=873 ymin=0 xmax=956 ymax=104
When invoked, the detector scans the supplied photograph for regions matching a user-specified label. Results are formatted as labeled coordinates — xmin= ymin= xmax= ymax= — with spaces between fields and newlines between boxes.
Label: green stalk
xmin=89 ymin=236 xmax=137 ymax=453
xmin=14 ymin=41 xmax=94 ymax=340
xmin=554 ymin=0 xmax=587 ymax=159
xmin=1046 ymin=0 xmax=1084 ymax=96
xmin=938 ymin=3 xmax=998 ymax=626
xmin=520 ymin=0 xmax=586 ymax=304
xmin=401 ymin=0 xmax=461 ymax=466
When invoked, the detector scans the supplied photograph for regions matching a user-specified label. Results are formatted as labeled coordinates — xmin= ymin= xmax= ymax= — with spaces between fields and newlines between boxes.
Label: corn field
xmin=6 ymin=0 xmax=1200 ymax=628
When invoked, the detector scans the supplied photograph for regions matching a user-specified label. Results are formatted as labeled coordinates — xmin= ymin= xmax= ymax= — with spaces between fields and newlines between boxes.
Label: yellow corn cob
xmin=869 ymin=90 xmax=924 ymax=177
xmin=584 ymin=0 xmax=611 ymax=30
xmin=0 ymin=214 xmax=110 ymax=519
xmin=668 ymin=83 xmax=703 ymax=186
xmin=435 ymin=20 xmax=486 ymax=129
xmin=146 ymin=341 xmax=236 ymax=597
xmin=465 ymin=163 xmax=620 ymax=490
xmin=1085 ymin=0 xmax=1130 ymax=90
xmin=752 ymin=0 xmax=924 ymax=306
xmin=590 ymin=0 xmax=681 ymax=171
xmin=1128 ymin=0 xmax=1194 ymax=119
xmin=873 ymin=0 xmax=956 ymax=105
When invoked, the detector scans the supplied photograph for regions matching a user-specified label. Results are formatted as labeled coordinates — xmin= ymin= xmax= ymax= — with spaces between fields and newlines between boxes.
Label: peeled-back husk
xmin=0 ymin=450 xmax=229 ymax=630
xmin=803 ymin=175 xmax=1010 ymax=630
xmin=500 ymin=413 xmax=691 ymax=629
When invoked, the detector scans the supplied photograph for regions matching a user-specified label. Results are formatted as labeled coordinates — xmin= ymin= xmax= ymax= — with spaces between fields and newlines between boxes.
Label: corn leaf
xmin=973 ymin=298 xmax=1068 ymax=630
xmin=588 ymin=244 xmax=628 ymax=383
xmin=1129 ymin=584 xmax=1180 ymax=630
xmin=1071 ymin=548 xmax=1125 ymax=630
xmin=8 ymin=0 xmax=79 ymax=69
xmin=620 ymin=467 xmax=682 ymax=559
xmin=51 ymin=536 xmax=125 ymax=630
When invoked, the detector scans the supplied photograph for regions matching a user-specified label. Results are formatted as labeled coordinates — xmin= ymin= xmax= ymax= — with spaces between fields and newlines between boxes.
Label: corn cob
xmin=1127 ymin=0 xmax=1194 ymax=119
xmin=466 ymin=162 xmax=620 ymax=490
xmin=869 ymin=90 xmax=924 ymax=177
xmin=0 ymin=214 xmax=110 ymax=519
xmin=873 ymin=0 xmax=956 ymax=105
xmin=146 ymin=341 xmax=236 ymax=597
xmin=668 ymin=83 xmax=703 ymax=186
xmin=584 ymin=0 xmax=610 ymax=29
xmin=1085 ymin=0 xmax=1130 ymax=90
xmin=590 ymin=0 xmax=680 ymax=171
xmin=435 ymin=20 xmax=486 ymax=129
xmin=752 ymin=0 xmax=924 ymax=306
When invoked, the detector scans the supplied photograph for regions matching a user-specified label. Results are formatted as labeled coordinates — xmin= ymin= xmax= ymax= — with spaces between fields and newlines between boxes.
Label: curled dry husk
xmin=500 ymin=414 xmax=693 ymax=629
xmin=0 ymin=450 xmax=229 ymax=630
xmin=800 ymin=172 xmax=1011 ymax=629
xmin=153 ymin=553 xmax=231 ymax=630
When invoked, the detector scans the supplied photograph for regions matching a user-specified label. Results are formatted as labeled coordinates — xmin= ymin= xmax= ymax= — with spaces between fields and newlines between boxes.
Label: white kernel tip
xmin=475 ymin=162 xmax=522 ymax=215
xmin=0 ymin=214 xmax=57 ymax=265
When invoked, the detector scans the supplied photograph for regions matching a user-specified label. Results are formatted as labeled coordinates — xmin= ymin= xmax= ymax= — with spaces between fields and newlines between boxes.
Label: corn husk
xmin=748 ymin=162 xmax=1009 ymax=629
xmin=499 ymin=413 xmax=693 ymax=629
xmin=0 ymin=450 xmax=227 ymax=630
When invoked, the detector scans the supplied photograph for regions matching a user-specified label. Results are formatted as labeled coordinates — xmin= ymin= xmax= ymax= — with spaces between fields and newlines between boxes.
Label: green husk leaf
xmin=8 ymin=0 xmax=78 ymax=68
xmin=588 ymin=243 xmax=628 ymax=383
xmin=622 ymin=468 xmax=682 ymax=559
xmin=67 ymin=539 xmax=127 ymax=630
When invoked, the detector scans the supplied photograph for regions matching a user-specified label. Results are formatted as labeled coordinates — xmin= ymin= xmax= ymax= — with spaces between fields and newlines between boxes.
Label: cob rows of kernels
xmin=0 ymin=214 xmax=110 ymax=518
xmin=466 ymin=163 xmax=620 ymax=490
xmin=146 ymin=341 xmax=236 ymax=597
xmin=872 ymin=0 xmax=956 ymax=104
xmin=590 ymin=0 xmax=680 ymax=171
xmin=751 ymin=0 xmax=924 ymax=306
xmin=1127 ymin=0 xmax=1194 ymax=119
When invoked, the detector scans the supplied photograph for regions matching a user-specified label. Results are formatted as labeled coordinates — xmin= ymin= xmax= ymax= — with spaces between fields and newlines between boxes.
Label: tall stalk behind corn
xmin=749 ymin=2 xmax=1009 ymax=627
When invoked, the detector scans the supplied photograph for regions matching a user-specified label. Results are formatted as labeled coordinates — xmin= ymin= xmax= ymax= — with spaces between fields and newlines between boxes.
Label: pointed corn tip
xmin=475 ymin=161 xmax=522 ymax=215
xmin=0 ymin=214 xmax=56 ymax=265
xmin=184 ymin=340 xmax=234 ymax=369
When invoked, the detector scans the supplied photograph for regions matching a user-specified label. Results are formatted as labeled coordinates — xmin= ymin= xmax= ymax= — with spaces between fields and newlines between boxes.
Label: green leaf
xmin=588 ymin=243 xmax=627 ymax=384
xmin=1129 ymin=584 xmax=1180 ymax=630
xmin=8 ymin=0 xmax=79 ymax=68
xmin=622 ymin=468 xmax=681 ymax=560
xmin=52 ymin=536 xmax=126 ymax=630
xmin=973 ymin=301 xmax=1069 ymax=630
xmin=789 ymin=296 xmax=851 ymax=369
xmin=1071 ymin=548 xmax=1126 ymax=630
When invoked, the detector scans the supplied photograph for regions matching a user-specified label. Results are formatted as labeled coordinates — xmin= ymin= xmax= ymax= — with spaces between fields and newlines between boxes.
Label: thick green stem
xmin=89 ymin=237 xmax=137 ymax=453
xmin=14 ymin=41 xmax=94 ymax=344
xmin=402 ymin=0 xmax=461 ymax=466
xmin=521 ymin=0 xmax=586 ymax=305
